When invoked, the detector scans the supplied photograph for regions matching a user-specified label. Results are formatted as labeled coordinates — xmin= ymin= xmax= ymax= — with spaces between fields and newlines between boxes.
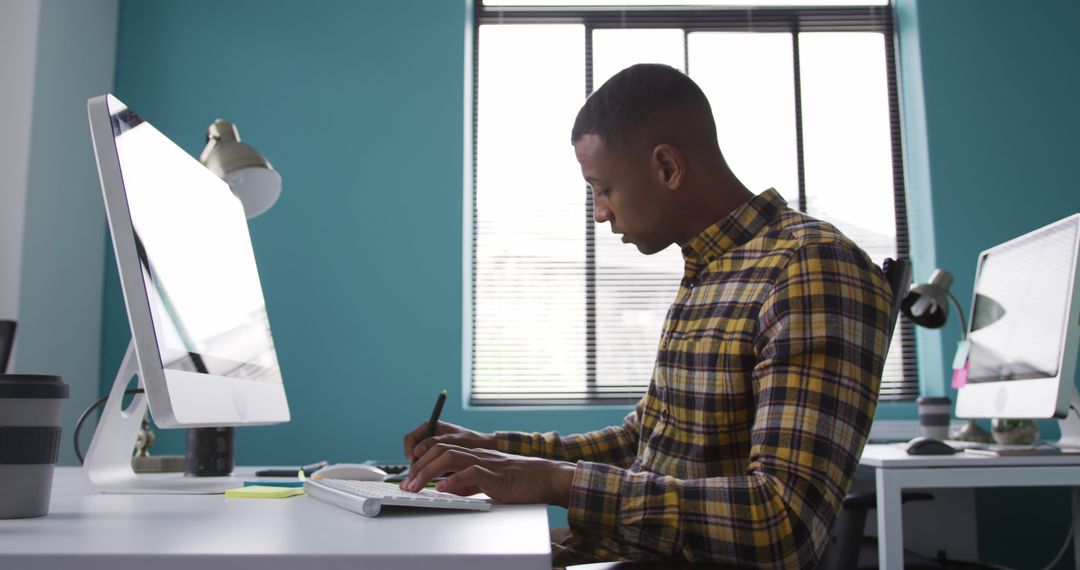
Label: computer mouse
xmin=904 ymin=436 xmax=958 ymax=456
xmin=311 ymin=463 xmax=388 ymax=481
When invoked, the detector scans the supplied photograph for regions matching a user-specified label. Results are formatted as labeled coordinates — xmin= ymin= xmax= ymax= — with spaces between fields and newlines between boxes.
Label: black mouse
xmin=905 ymin=436 xmax=958 ymax=456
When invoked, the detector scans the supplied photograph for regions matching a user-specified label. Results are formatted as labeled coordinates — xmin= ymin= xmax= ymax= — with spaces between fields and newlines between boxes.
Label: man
xmin=401 ymin=63 xmax=892 ymax=568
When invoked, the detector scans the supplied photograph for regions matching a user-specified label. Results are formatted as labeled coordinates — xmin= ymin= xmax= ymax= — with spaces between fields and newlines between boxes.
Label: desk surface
xmin=861 ymin=442 xmax=1080 ymax=468
xmin=0 ymin=467 xmax=551 ymax=570
xmin=860 ymin=443 xmax=1080 ymax=570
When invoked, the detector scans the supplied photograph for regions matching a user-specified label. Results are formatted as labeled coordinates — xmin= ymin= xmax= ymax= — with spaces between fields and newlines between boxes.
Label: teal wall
xmin=903 ymin=1 xmax=1080 ymax=568
xmin=916 ymin=0 xmax=1080 ymax=401
xmin=104 ymin=0 xmax=631 ymax=468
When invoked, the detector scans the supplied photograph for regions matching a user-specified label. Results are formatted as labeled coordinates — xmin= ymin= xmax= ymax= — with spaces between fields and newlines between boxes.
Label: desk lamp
xmin=900 ymin=269 xmax=993 ymax=443
xmin=200 ymin=119 xmax=282 ymax=219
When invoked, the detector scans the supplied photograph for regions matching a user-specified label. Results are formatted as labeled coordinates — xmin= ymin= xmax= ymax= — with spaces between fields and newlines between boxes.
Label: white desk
xmin=860 ymin=443 xmax=1080 ymax=569
xmin=0 ymin=467 xmax=551 ymax=570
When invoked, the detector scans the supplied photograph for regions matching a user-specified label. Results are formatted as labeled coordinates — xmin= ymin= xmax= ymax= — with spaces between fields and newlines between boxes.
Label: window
xmin=469 ymin=2 xmax=916 ymax=405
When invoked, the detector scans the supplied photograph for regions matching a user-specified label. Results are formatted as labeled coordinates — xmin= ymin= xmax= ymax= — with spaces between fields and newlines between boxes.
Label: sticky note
xmin=225 ymin=485 xmax=306 ymax=498
xmin=951 ymin=339 xmax=971 ymax=389
xmin=952 ymin=339 xmax=971 ymax=370
xmin=952 ymin=360 xmax=969 ymax=389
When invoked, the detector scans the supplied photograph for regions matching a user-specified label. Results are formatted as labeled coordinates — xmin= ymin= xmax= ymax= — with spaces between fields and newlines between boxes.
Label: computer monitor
xmin=955 ymin=214 xmax=1080 ymax=439
xmin=84 ymin=94 xmax=289 ymax=492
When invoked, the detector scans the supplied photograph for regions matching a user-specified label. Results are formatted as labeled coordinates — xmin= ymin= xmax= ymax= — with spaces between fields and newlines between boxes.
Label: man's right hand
xmin=403 ymin=421 xmax=496 ymax=463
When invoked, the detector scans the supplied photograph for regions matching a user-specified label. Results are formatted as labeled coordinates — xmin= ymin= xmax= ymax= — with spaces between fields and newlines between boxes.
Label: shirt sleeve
xmin=565 ymin=242 xmax=892 ymax=567
xmin=494 ymin=400 xmax=642 ymax=468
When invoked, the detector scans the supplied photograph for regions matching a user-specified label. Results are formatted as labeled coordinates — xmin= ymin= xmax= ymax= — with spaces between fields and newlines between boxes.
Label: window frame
xmin=467 ymin=2 xmax=917 ymax=406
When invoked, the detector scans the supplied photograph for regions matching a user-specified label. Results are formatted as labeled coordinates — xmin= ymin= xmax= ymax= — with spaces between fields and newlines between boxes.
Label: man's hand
xmin=402 ymin=420 xmax=496 ymax=463
xmin=402 ymin=443 xmax=576 ymax=507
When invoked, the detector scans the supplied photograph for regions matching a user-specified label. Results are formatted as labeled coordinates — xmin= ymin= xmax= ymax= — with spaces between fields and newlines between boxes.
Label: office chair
xmin=0 ymin=320 xmax=15 ymax=373
xmin=816 ymin=257 xmax=929 ymax=570
xmin=566 ymin=258 xmax=913 ymax=570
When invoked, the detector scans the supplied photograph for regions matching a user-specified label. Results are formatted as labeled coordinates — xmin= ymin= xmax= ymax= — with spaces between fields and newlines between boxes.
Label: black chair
xmin=0 ymin=320 xmax=15 ymax=373
xmin=816 ymin=257 xmax=931 ymax=570
xmin=566 ymin=258 xmax=913 ymax=570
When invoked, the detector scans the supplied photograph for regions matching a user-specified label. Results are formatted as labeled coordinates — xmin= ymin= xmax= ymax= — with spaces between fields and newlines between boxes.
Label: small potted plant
xmin=991 ymin=418 xmax=1039 ymax=445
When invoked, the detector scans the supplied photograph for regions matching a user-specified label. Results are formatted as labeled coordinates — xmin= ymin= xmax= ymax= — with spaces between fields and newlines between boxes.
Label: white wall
xmin=13 ymin=0 xmax=118 ymax=465
xmin=0 ymin=0 xmax=41 ymax=330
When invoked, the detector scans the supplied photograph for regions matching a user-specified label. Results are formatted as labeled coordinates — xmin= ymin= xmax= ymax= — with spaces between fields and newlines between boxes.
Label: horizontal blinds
xmin=471 ymin=2 xmax=917 ymax=405
xmin=476 ymin=5 xmax=892 ymax=32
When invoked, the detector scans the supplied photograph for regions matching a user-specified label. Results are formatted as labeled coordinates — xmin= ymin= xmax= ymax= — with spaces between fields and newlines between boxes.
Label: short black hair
xmin=571 ymin=63 xmax=720 ymax=157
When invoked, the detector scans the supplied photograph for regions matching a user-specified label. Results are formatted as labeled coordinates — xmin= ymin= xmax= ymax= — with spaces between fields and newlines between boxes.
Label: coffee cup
xmin=0 ymin=374 xmax=69 ymax=518
xmin=917 ymin=396 xmax=952 ymax=440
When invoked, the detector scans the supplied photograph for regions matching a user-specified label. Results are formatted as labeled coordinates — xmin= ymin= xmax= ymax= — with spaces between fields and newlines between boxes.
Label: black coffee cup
xmin=0 ymin=374 xmax=69 ymax=518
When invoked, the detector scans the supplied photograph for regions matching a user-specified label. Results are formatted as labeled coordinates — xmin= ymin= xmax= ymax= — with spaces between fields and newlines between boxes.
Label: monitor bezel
xmin=88 ymin=94 xmax=289 ymax=428
xmin=955 ymin=213 xmax=1080 ymax=420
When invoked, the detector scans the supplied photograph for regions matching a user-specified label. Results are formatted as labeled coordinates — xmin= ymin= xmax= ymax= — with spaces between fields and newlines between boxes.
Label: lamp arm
xmin=947 ymin=291 xmax=968 ymax=340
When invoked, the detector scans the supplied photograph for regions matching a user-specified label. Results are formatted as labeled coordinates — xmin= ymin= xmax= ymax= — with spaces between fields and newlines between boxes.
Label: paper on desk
xmin=225 ymin=485 xmax=306 ymax=498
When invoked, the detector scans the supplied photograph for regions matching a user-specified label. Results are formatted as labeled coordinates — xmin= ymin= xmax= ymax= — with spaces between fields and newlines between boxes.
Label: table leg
xmin=876 ymin=469 xmax=905 ymax=570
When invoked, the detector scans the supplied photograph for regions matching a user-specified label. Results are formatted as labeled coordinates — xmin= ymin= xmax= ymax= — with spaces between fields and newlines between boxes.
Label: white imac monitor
xmin=84 ymin=94 xmax=289 ymax=492
xmin=955 ymin=214 xmax=1080 ymax=429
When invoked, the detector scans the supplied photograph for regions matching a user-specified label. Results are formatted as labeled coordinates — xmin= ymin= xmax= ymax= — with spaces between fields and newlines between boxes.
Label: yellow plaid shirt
xmin=496 ymin=189 xmax=892 ymax=568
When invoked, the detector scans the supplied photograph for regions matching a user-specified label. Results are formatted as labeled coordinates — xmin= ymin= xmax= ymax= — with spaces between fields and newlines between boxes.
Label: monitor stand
xmin=1057 ymin=386 xmax=1080 ymax=450
xmin=82 ymin=342 xmax=242 ymax=493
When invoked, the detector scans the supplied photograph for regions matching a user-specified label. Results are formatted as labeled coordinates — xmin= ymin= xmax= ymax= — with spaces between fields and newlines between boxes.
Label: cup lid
xmin=0 ymin=374 xmax=69 ymax=399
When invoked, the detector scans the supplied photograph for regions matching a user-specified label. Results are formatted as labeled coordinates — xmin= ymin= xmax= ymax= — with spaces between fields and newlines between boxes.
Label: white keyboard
xmin=304 ymin=478 xmax=491 ymax=517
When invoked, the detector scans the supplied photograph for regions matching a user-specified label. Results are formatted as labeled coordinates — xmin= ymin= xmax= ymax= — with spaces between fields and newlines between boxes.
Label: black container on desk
xmin=0 ymin=374 xmax=69 ymax=518
xmin=185 ymin=426 xmax=234 ymax=477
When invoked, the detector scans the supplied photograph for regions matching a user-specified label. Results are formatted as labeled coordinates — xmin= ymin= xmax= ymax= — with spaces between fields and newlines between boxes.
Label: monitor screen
xmin=110 ymin=105 xmax=282 ymax=385
xmin=967 ymin=219 xmax=1079 ymax=383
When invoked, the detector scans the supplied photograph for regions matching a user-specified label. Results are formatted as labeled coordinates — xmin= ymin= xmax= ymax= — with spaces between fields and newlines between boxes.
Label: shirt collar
xmin=680 ymin=188 xmax=787 ymax=279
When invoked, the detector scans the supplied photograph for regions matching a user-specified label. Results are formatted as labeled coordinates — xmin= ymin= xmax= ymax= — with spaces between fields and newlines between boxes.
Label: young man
xmin=401 ymin=64 xmax=892 ymax=568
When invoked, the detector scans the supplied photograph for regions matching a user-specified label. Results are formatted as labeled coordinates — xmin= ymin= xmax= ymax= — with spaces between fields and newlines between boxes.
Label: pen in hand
xmin=424 ymin=389 xmax=448 ymax=441
xmin=389 ymin=390 xmax=448 ymax=483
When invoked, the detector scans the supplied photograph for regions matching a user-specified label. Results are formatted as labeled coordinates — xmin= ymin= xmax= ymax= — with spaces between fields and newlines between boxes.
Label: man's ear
xmin=651 ymin=144 xmax=685 ymax=191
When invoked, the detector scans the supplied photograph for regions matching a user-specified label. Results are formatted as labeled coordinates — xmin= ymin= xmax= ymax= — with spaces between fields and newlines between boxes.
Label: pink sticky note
xmin=951 ymin=360 xmax=969 ymax=389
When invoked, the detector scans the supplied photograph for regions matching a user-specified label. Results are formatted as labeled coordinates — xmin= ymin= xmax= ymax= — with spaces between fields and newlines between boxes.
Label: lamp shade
xmin=900 ymin=268 xmax=968 ymax=337
xmin=199 ymin=119 xmax=281 ymax=219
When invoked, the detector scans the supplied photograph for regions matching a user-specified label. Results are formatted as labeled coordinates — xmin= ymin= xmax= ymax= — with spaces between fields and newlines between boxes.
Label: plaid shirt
xmin=496 ymin=189 xmax=892 ymax=568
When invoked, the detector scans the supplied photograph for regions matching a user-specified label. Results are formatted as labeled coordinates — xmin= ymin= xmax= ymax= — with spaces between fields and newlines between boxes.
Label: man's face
xmin=573 ymin=134 xmax=673 ymax=255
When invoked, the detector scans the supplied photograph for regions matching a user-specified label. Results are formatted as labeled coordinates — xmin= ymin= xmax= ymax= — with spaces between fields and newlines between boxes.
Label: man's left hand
xmin=401 ymin=443 xmax=576 ymax=507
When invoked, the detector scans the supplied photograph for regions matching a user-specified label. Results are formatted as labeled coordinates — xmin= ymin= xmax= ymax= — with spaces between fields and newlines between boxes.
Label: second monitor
xmin=955 ymin=214 xmax=1080 ymax=447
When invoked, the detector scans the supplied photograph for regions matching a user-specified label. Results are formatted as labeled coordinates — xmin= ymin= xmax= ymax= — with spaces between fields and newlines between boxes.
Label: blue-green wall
xmin=905 ymin=1 xmax=1080 ymax=568
xmin=917 ymin=0 xmax=1080 ymax=400
xmin=104 ymin=0 xmax=630 ymax=467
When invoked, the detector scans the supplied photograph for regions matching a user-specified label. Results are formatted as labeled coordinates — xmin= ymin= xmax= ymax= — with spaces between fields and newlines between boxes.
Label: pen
xmin=424 ymin=390 xmax=448 ymax=441
xmin=254 ymin=460 xmax=328 ymax=478
xmin=386 ymin=391 xmax=449 ymax=484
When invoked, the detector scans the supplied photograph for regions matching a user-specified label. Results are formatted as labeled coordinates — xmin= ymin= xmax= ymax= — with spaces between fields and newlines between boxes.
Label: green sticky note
xmin=225 ymin=485 xmax=306 ymax=498
xmin=952 ymin=339 xmax=971 ymax=370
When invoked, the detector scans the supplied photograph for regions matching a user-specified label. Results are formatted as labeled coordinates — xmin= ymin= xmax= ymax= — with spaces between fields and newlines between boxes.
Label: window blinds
xmin=470 ymin=3 xmax=917 ymax=405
